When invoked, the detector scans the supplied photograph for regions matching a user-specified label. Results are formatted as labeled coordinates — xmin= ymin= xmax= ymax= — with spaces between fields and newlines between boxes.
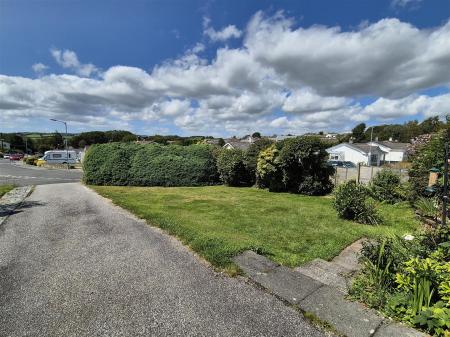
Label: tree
xmin=352 ymin=123 xmax=366 ymax=142
xmin=217 ymin=138 xmax=225 ymax=147
xmin=217 ymin=149 xmax=253 ymax=186
xmin=278 ymin=137 xmax=334 ymax=195
xmin=251 ymin=132 xmax=261 ymax=138
xmin=246 ymin=138 xmax=274 ymax=184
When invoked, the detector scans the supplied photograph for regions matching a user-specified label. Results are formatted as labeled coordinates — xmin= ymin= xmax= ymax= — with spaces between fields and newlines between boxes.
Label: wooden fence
xmin=333 ymin=165 xmax=409 ymax=185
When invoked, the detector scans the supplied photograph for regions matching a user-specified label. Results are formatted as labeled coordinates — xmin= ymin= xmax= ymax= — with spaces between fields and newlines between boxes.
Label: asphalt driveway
xmin=0 ymin=183 xmax=324 ymax=337
xmin=0 ymin=159 xmax=82 ymax=186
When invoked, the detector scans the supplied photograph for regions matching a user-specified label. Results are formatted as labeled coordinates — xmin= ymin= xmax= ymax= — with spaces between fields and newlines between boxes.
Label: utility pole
xmin=50 ymin=119 xmax=69 ymax=169
xmin=442 ymin=142 xmax=449 ymax=227
xmin=368 ymin=126 xmax=374 ymax=166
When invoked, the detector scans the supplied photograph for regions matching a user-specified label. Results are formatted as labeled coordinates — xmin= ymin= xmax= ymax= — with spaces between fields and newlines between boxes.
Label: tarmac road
xmin=0 ymin=183 xmax=324 ymax=337
xmin=0 ymin=159 xmax=82 ymax=186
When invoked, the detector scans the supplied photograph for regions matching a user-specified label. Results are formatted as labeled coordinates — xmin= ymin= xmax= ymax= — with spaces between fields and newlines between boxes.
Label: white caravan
xmin=40 ymin=150 xmax=78 ymax=164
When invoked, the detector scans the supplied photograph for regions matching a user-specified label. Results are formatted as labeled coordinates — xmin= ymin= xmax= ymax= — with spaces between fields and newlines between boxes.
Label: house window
xmin=329 ymin=154 xmax=339 ymax=160
xmin=370 ymin=154 xmax=378 ymax=165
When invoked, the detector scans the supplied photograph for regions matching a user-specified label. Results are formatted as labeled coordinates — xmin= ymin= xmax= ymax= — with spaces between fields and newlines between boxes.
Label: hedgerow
xmin=83 ymin=143 xmax=219 ymax=186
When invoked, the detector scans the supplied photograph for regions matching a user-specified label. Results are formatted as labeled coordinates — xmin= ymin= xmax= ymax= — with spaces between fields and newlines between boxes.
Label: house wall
xmin=384 ymin=150 xmax=405 ymax=162
xmin=327 ymin=145 xmax=368 ymax=165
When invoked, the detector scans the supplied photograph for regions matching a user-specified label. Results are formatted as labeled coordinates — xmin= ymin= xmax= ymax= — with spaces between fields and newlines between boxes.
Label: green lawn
xmin=92 ymin=185 xmax=420 ymax=273
xmin=0 ymin=185 xmax=14 ymax=198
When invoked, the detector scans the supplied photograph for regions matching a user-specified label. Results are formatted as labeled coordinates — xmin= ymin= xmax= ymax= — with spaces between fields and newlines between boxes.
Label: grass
xmin=0 ymin=184 xmax=14 ymax=198
xmin=92 ymin=185 xmax=420 ymax=273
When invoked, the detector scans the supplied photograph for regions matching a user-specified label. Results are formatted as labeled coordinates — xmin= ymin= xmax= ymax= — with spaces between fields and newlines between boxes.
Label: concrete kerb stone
xmin=373 ymin=322 xmax=430 ymax=337
xmin=299 ymin=285 xmax=383 ymax=337
xmin=234 ymin=250 xmax=429 ymax=337
xmin=233 ymin=251 xmax=323 ymax=304
xmin=0 ymin=185 xmax=33 ymax=226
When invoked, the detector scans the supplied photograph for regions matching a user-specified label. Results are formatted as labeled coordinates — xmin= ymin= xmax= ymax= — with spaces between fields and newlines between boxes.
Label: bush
xmin=24 ymin=156 xmax=38 ymax=165
xmin=333 ymin=180 xmax=382 ymax=225
xmin=256 ymin=144 xmax=284 ymax=192
xmin=216 ymin=149 xmax=253 ymax=186
xmin=409 ymin=130 xmax=448 ymax=199
xmin=351 ymin=226 xmax=450 ymax=336
xmin=245 ymin=138 xmax=274 ymax=184
xmin=278 ymin=137 xmax=334 ymax=195
xmin=83 ymin=143 xmax=219 ymax=186
xmin=256 ymin=137 xmax=334 ymax=195
xmin=370 ymin=169 xmax=404 ymax=203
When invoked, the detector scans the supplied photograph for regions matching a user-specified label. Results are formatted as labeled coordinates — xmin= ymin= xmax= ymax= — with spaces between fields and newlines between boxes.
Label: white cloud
xmin=245 ymin=12 xmax=450 ymax=98
xmin=391 ymin=0 xmax=423 ymax=9
xmin=282 ymin=89 xmax=350 ymax=114
xmin=2 ymin=12 xmax=450 ymax=136
xmin=32 ymin=63 xmax=49 ymax=74
xmin=51 ymin=48 xmax=99 ymax=77
xmin=203 ymin=17 xmax=242 ymax=42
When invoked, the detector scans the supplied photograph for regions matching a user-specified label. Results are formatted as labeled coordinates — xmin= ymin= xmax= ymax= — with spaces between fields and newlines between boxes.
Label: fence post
xmin=345 ymin=167 xmax=348 ymax=181
xmin=357 ymin=164 xmax=361 ymax=184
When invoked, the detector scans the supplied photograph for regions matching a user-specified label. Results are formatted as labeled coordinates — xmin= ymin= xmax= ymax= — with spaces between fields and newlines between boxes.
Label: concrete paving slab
xmin=332 ymin=239 xmax=365 ymax=271
xmin=299 ymin=286 xmax=383 ymax=337
xmin=295 ymin=259 xmax=350 ymax=294
xmin=374 ymin=322 xmax=429 ymax=337
xmin=233 ymin=250 xmax=279 ymax=277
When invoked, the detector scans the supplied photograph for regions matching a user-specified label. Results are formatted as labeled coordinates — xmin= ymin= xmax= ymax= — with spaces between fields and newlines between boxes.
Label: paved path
xmin=0 ymin=159 xmax=82 ymax=186
xmin=0 ymin=183 xmax=324 ymax=337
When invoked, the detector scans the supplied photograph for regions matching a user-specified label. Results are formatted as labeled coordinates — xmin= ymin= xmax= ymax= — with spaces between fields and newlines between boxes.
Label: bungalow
xmin=223 ymin=141 xmax=252 ymax=151
xmin=367 ymin=141 xmax=409 ymax=164
xmin=326 ymin=141 xmax=408 ymax=166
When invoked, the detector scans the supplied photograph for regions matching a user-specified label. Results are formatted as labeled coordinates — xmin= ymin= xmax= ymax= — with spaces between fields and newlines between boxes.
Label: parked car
xmin=3 ymin=154 xmax=10 ymax=159
xmin=9 ymin=153 xmax=24 ymax=161
xmin=327 ymin=160 xmax=356 ymax=168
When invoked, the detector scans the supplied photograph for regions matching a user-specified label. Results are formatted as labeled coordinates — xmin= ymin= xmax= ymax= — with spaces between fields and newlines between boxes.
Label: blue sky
xmin=1 ymin=0 xmax=450 ymax=136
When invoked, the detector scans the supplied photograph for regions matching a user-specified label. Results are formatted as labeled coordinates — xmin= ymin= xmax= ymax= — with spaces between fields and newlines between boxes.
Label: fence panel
xmin=333 ymin=166 xmax=408 ymax=185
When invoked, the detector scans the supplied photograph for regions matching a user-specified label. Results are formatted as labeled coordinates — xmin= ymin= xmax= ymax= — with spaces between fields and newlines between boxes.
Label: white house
xmin=0 ymin=141 xmax=11 ymax=151
xmin=327 ymin=141 xmax=409 ymax=166
xmin=367 ymin=141 xmax=408 ymax=163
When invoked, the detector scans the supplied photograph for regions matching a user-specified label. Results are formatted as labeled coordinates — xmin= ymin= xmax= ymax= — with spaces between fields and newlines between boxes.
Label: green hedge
xmin=83 ymin=143 xmax=219 ymax=186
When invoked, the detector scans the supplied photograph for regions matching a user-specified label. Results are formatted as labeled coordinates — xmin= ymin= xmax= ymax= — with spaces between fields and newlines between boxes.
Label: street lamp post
xmin=50 ymin=119 xmax=69 ymax=170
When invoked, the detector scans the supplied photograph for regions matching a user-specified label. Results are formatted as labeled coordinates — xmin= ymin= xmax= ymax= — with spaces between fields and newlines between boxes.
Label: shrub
xmin=415 ymin=197 xmax=440 ymax=221
xmin=245 ymin=138 xmax=274 ymax=184
xmin=370 ymin=169 xmax=404 ymax=203
xmin=333 ymin=180 xmax=381 ymax=225
xmin=256 ymin=137 xmax=334 ymax=195
xmin=278 ymin=137 xmax=334 ymax=195
xmin=351 ymin=225 xmax=450 ymax=336
xmin=216 ymin=149 xmax=253 ymax=186
xmin=24 ymin=156 xmax=38 ymax=165
xmin=83 ymin=142 xmax=219 ymax=186
xmin=409 ymin=130 xmax=448 ymax=199
xmin=256 ymin=144 xmax=284 ymax=192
